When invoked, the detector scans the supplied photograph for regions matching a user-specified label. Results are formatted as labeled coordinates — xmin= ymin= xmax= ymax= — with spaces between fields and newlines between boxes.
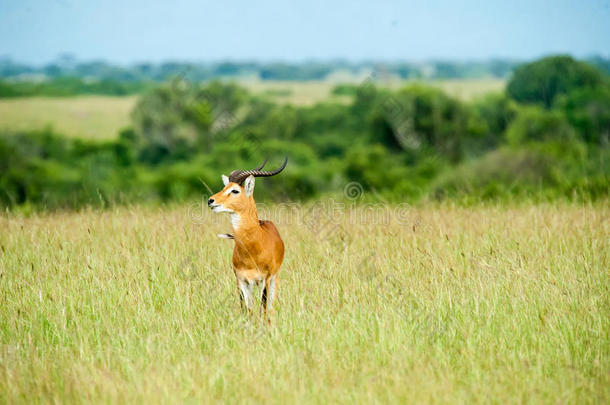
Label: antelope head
xmin=207 ymin=157 xmax=288 ymax=219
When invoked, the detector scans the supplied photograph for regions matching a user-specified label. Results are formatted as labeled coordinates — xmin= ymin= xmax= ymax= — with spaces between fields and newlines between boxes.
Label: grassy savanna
xmin=0 ymin=96 xmax=137 ymax=140
xmin=427 ymin=78 xmax=505 ymax=101
xmin=1 ymin=202 xmax=607 ymax=403
xmin=241 ymin=78 xmax=505 ymax=105
xmin=0 ymin=79 xmax=504 ymax=139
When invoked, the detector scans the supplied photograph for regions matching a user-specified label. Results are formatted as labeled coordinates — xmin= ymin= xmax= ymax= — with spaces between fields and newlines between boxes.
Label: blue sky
xmin=1 ymin=0 xmax=609 ymax=64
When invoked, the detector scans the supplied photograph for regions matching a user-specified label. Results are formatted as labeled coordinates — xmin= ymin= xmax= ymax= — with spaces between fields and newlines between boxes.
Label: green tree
xmin=131 ymin=80 xmax=246 ymax=162
xmin=507 ymin=55 xmax=605 ymax=108
xmin=557 ymin=87 xmax=610 ymax=145
xmin=472 ymin=93 xmax=518 ymax=150
xmin=369 ymin=85 xmax=481 ymax=162
xmin=505 ymin=106 xmax=575 ymax=145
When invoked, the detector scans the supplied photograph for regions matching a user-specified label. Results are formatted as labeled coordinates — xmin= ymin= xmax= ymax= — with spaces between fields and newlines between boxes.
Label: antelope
xmin=208 ymin=158 xmax=287 ymax=322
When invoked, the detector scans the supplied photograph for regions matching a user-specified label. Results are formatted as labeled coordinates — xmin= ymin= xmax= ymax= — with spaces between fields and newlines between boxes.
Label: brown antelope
xmin=208 ymin=158 xmax=287 ymax=321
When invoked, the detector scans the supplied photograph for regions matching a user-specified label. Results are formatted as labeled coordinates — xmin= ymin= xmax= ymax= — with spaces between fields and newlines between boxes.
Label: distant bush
xmin=471 ymin=93 xmax=518 ymax=150
xmin=0 ymin=80 xmax=21 ymax=97
xmin=368 ymin=85 xmax=483 ymax=162
xmin=331 ymin=84 xmax=359 ymax=96
xmin=432 ymin=141 xmax=607 ymax=200
xmin=587 ymin=56 xmax=610 ymax=76
xmin=507 ymin=56 xmax=606 ymax=108
xmin=0 ymin=77 xmax=150 ymax=98
xmin=505 ymin=106 xmax=575 ymax=145
xmin=557 ymin=87 xmax=610 ymax=145
xmin=131 ymin=80 xmax=247 ymax=162
xmin=433 ymin=147 xmax=554 ymax=200
xmin=0 ymin=129 xmax=138 ymax=208
xmin=343 ymin=144 xmax=409 ymax=190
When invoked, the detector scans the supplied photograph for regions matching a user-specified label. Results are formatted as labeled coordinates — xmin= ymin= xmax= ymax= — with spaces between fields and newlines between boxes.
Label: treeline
xmin=2 ymin=55 xmax=609 ymax=98
xmin=0 ymin=58 xmax=523 ymax=98
xmin=4 ymin=56 xmax=609 ymax=84
xmin=0 ymin=77 xmax=153 ymax=97
xmin=0 ymin=56 xmax=525 ymax=84
xmin=1 ymin=55 xmax=608 ymax=209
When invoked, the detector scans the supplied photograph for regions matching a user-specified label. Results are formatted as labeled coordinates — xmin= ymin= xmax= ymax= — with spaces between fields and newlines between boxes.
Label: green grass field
xmin=0 ymin=79 xmax=504 ymax=140
xmin=1 ymin=202 xmax=607 ymax=403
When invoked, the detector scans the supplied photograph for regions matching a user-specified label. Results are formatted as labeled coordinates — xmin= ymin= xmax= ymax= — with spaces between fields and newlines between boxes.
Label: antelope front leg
xmin=237 ymin=278 xmax=254 ymax=313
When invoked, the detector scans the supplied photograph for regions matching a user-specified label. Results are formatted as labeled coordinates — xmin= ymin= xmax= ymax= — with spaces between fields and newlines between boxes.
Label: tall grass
xmin=0 ymin=202 xmax=608 ymax=403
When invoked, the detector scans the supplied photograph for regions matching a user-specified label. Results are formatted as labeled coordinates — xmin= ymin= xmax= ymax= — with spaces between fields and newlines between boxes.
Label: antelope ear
xmin=244 ymin=175 xmax=255 ymax=197
xmin=222 ymin=174 xmax=229 ymax=186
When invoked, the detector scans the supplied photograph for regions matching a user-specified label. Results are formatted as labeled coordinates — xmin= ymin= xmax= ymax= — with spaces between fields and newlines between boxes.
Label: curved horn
xmin=253 ymin=157 xmax=268 ymax=171
xmin=228 ymin=157 xmax=288 ymax=185
xmin=228 ymin=158 xmax=266 ymax=184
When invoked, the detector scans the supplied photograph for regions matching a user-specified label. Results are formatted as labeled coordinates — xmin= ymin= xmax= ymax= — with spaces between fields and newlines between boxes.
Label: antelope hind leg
xmin=237 ymin=278 xmax=254 ymax=313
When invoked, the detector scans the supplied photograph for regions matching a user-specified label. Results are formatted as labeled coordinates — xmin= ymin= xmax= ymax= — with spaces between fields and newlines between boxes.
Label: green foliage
xmin=331 ymin=84 xmax=359 ymax=96
xmin=0 ymin=128 xmax=138 ymax=208
xmin=0 ymin=77 xmax=150 ymax=97
xmin=2 ymin=55 xmax=609 ymax=209
xmin=505 ymin=106 xmax=575 ymax=145
xmin=587 ymin=55 xmax=610 ymax=75
xmin=471 ymin=93 xmax=518 ymax=150
xmin=557 ymin=86 xmax=610 ymax=145
xmin=368 ymin=85 xmax=482 ymax=161
xmin=344 ymin=144 xmax=408 ymax=190
xmin=433 ymin=140 xmax=607 ymax=200
xmin=0 ymin=80 xmax=22 ymax=97
xmin=507 ymin=55 xmax=606 ymax=108
xmin=131 ymin=79 xmax=247 ymax=162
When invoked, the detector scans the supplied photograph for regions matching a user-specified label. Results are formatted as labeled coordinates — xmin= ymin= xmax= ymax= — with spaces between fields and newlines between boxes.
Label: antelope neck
xmin=231 ymin=206 xmax=260 ymax=237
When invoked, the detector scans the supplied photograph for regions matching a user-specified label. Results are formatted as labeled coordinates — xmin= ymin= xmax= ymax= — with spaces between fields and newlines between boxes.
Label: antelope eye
xmin=231 ymin=189 xmax=240 ymax=194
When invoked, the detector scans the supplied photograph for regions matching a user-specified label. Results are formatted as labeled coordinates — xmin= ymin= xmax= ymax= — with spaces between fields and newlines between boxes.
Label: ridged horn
xmin=228 ymin=157 xmax=288 ymax=185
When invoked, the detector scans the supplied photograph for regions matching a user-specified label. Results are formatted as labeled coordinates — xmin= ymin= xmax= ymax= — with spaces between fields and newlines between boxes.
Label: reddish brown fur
xmin=209 ymin=179 xmax=284 ymax=320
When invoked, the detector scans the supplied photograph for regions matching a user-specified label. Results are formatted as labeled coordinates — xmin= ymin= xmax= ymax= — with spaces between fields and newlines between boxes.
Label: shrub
xmin=505 ymin=106 xmax=575 ymax=145
xmin=557 ymin=87 xmax=610 ymax=145
xmin=331 ymin=84 xmax=359 ymax=96
xmin=471 ymin=93 xmax=519 ymax=150
xmin=131 ymin=80 xmax=247 ymax=162
xmin=431 ymin=140 xmax=606 ymax=201
xmin=507 ymin=55 xmax=605 ymax=108
xmin=368 ymin=85 xmax=481 ymax=162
